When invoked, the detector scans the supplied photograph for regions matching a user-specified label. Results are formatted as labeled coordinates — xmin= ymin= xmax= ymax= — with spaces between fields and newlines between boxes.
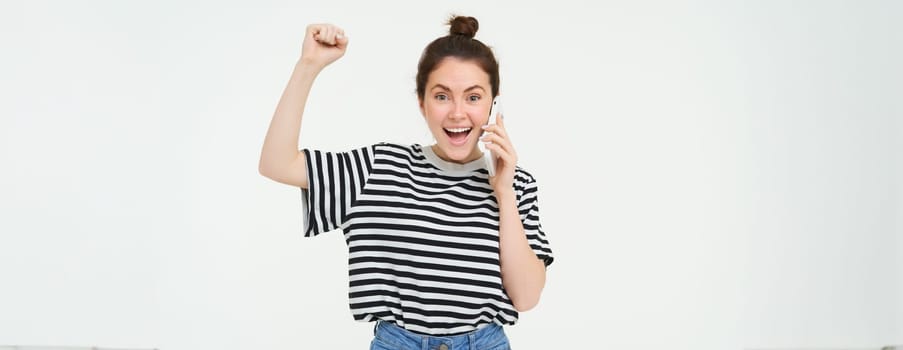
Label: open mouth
xmin=444 ymin=127 xmax=472 ymax=146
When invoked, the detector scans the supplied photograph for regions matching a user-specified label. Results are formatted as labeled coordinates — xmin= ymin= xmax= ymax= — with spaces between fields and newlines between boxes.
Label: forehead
xmin=427 ymin=57 xmax=490 ymax=90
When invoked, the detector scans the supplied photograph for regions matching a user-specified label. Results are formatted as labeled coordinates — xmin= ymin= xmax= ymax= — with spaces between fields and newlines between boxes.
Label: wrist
xmin=295 ymin=58 xmax=325 ymax=74
xmin=495 ymin=187 xmax=516 ymax=202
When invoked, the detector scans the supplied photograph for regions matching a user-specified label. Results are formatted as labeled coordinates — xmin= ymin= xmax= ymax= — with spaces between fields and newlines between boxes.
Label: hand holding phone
xmin=480 ymin=97 xmax=502 ymax=177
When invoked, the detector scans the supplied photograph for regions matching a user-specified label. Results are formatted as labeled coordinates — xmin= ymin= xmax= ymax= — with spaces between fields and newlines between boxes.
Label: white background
xmin=1 ymin=1 xmax=900 ymax=349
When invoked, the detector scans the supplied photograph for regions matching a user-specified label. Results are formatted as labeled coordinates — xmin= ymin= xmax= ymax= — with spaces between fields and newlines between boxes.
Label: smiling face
xmin=419 ymin=57 xmax=494 ymax=164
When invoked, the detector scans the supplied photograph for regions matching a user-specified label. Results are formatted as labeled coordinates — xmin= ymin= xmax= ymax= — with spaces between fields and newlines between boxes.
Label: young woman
xmin=259 ymin=15 xmax=553 ymax=350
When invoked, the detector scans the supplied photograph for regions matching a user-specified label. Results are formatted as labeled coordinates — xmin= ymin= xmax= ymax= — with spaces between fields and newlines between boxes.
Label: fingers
xmin=307 ymin=24 xmax=323 ymax=41
xmin=480 ymin=113 xmax=514 ymax=159
xmin=483 ymin=142 xmax=517 ymax=171
xmin=330 ymin=26 xmax=338 ymax=44
xmin=323 ymin=25 xmax=336 ymax=45
xmin=480 ymin=123 xmax=517 ymax=162
xmin=335 ymin=29 xmax=348 ymax=48
xmin=480 ymin=114 xmax=516 ymax=180
xmin=481 ymin=133 xmax=514 ymax=155
xmin=480 ymin=115 xmax=509 ymax=140
xmin=308 ymin=23 xmax=346 ymax=46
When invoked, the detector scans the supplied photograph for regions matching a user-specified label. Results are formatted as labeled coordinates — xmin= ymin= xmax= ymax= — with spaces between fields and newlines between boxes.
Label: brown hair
xmin=416 ymin=15 xmax=500 ymax=100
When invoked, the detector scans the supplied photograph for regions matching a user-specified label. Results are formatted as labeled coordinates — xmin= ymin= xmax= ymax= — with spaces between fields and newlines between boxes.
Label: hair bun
xmin=448 ymin=15 xmax=478 ymax=38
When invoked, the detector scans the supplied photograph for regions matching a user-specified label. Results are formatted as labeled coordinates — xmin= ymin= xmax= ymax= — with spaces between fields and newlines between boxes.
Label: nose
xmin=451 ymin=101 xmax=465 ymax=119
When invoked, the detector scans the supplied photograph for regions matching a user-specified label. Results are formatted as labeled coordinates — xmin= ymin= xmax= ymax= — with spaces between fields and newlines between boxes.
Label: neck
xmin=430 ymin=144 xmax=482 ymax=164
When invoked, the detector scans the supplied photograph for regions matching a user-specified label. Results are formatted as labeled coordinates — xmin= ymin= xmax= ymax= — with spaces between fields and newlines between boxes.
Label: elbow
xmin=258 ymin=161 xmax=273 ymax=179
xmin=511 ymin=295 xmax=540 ymax=312
xmin=258 ymin=159 xmax=279 ymax=181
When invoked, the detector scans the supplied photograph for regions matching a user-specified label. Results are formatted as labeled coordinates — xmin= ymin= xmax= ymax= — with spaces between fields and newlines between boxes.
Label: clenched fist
xmin=299 ymin=23 xmax=348 ymax=69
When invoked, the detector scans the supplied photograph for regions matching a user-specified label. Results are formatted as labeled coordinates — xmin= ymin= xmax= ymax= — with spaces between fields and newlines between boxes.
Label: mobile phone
xmin=480 ymin=96 xmax=501 ymax=177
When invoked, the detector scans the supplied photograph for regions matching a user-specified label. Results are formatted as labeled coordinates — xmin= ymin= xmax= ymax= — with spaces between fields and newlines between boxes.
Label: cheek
xmin=422 ymin=108 xmax=442 ymax=127
xmin=424 ymin=103 xmax=447 ymax=122
xmin=471 ymin=106 xmax=491 ymax=124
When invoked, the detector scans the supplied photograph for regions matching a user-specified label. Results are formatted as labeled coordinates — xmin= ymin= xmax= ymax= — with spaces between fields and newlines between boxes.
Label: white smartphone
xmin=480 ymin=96 xmax=502 ymax=177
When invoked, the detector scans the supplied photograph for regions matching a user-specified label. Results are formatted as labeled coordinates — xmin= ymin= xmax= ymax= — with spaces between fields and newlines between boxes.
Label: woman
xmin=259 ymin=15 xmax=553 ymax=350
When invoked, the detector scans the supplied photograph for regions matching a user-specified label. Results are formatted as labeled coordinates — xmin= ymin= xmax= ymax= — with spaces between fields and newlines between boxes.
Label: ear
xmin=418 ymin=97 xmax=426 ymax=117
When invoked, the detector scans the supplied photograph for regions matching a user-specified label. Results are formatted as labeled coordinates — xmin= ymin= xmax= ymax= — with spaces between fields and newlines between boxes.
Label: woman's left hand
xmin=480 ymin=114 xmax=517 ymax=195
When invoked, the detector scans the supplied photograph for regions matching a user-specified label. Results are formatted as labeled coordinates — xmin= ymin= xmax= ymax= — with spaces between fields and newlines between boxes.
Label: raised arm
xmin=258 ymin=24 xmax=348 ymax=188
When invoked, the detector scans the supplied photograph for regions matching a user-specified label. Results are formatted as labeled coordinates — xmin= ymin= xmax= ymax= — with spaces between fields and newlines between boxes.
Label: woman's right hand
xmin=299 ymin=23 xmax=348 ymax=69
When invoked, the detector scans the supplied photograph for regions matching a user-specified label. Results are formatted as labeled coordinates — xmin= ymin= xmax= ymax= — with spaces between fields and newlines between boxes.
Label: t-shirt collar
xmin=420 ymin=144 xmax=485 ymax=174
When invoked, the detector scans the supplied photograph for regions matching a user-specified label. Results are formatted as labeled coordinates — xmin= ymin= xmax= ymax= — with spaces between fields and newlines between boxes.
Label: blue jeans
xmin=370 ymin=320 xmax=511 ymax=350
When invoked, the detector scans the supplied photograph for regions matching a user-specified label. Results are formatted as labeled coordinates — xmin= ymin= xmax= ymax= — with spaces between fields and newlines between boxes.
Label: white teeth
xmin=444 ymin=127 xmax=472 ymax=133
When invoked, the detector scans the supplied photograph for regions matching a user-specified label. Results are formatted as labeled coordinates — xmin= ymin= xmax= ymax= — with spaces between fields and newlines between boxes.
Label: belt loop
xmin=373 ymin=320 xmax=380 ymax=336
xmin=469 ymin=330 xmax=477 ymax=350
xmin=421 ymin=335 xmax=428 ymax=350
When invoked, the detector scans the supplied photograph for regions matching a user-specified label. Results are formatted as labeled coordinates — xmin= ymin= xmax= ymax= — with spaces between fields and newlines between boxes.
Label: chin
xmin=438 ymin=143 xmax=478 ymax=163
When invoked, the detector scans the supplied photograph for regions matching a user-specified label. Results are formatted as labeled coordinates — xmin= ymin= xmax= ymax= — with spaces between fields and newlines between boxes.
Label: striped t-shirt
xmin=300 ymin=142 xmax=553 ymax=335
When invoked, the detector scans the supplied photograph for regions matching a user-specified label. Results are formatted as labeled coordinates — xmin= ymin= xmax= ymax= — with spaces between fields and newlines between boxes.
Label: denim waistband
xmin=372 ymin=320 xmax=509 ymax=350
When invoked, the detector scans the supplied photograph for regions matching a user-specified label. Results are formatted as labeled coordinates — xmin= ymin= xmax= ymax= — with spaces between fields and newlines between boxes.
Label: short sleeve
xmin=300 ymin=145 xmax=375 ymax=237
xmin=516 ymin=174 xmax=554 ymax=267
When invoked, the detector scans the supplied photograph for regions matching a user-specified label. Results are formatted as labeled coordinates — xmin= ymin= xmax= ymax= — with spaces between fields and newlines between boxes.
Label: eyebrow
xmin=430 ymin=84 xmax=486 ymax=93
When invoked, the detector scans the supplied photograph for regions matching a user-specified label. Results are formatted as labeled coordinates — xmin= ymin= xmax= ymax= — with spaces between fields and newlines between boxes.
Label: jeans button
xmin=438 ymin=344 xmax=448 ymax=350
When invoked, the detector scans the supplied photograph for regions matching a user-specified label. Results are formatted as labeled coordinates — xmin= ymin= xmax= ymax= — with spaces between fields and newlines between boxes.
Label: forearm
xmin=497 ymin=188 xmax=546 ymax=312
xmin=259 ymin=61 xmax=322 ymax=175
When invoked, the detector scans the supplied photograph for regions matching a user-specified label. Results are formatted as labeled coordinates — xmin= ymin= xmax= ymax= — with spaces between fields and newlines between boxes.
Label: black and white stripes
xmin=300 ymin=142 xmax=553 ymax=335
